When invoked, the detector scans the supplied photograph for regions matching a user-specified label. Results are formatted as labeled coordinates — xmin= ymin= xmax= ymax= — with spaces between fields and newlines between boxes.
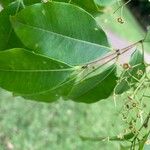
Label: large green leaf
xmin=0 ymin=48 xmax=77 ymax=101
xmin=23 ymin=76 xmax=76 ymax=102
xmin=0 ymin=0 xmax=41 ymax=8
xmin=0 ymin=1 xmax=24 ymax=50
xmin=68 ymin=64 xmax=117 ymax=103
xmin=0 ymin=48 xmax=117 ymax=103
xmin=115 ymin=49 xmax=145 ymax=94
xmin=11 ymin=2 xmax=110 ymax=66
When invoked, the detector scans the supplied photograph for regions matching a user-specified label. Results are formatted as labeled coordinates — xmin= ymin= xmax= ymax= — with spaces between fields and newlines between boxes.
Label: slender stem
xmin=113 ymin=0 xmax=132 ymax=14
xmin=85 ymin=40 xmax=143 ymax=67
xmin=79 ymin=40 xmax=143 ymax=81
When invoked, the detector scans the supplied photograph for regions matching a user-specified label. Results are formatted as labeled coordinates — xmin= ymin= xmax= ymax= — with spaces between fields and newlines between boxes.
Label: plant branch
xmin=113 ymin=0 xmax=132 ymax=14
xmin=80 ymin=132 xmax=134 ymax=142
xmin=84 ymin=39 xmax=143 ymax=67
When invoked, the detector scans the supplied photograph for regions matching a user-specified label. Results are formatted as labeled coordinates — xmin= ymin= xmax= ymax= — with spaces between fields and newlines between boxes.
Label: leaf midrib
xmin=12 ymin=19 xmax=111 ymax=51
xmin=0 ymin=68 xmax=76 ymax=72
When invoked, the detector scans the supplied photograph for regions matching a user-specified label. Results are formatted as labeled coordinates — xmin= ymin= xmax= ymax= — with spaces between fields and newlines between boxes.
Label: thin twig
xmin=113 ymin=0 xmax=132 ymax=14
xmin=85 ymin=40 xmax=142 ymax=67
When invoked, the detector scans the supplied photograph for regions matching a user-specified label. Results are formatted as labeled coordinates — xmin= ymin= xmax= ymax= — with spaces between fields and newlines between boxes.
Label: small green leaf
xmin=68 ymin=64 xmax=117 ymax=103
xmin=115 ymin=49 xmax=145 ymax=94
xmin=11 ymin=2 xmax=110 ymax=66
xmin=0 ymin=48 xmax=77 ymax=102
xmin=54 ymin=0 xmax=99 ymax=14
xmin=0 ymin=1 xmax=24 ymax=50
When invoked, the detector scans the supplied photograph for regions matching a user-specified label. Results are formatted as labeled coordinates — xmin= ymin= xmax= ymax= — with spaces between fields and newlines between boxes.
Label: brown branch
xmin=85 ymin=39 xmax=143 ymax=67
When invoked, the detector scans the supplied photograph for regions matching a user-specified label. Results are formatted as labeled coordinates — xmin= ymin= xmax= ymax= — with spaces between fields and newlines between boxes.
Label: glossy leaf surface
xmin=11 ymin=2 xmax=110 ymax=66
xmin=0 ymin=0 xmax=41 ymax=8
xmin=0 ymin=48 xmax=76 ymax=97
xmin=0 ymin=1 xmax=23 ymax=50
xmin=54 ymin=0 xmax=99 ymax=14
xmin=0 ymin=48 xmax=118 ymax=103
xmin=68 ymin=64 xmax=117 ymax=103
xmin=0 ymin=1 xmax=129 ymax=103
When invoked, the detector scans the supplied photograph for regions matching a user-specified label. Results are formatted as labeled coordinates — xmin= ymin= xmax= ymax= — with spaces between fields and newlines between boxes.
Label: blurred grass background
xmin=0 ymin=1 xmax=150 ymax=150
xmin=0 ymin=89 xmax=125 ymax=150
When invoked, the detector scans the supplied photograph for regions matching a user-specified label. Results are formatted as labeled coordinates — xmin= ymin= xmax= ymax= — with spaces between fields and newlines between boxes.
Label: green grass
xmin=1 ymin=81 xmax=150 ymax=150
xmin=0 ymin=88 xmax=128 ymax=150
xmin=0 ymin=88 xmax=150 ymax=150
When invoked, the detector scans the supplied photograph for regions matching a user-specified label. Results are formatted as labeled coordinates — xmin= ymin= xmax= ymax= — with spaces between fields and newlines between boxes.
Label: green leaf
xmin=0 ymin=0 xmax=41 ymax=8
xmin=0 ymin=48 xmax=77 ymax=102
xmin=115 ymin=49 xmax=145 ymax=94
xmin=22 ymin=0 xmax=41 ymax=5
xmin=72 ymin=0 xmax=99 ymax=14
xmin=0 ymin=48 xmax=117 ymax=103
xmin=0 ymin=0 xmax=14 ymax=7
xmin=23 ymin=76 xmax=76 ymax=102
xmin=68 ymin=64 xmax=117 ymax=103
xmin=54 ymin=0 xmax=99 ymax=14
xmin=0 ymin=1 xmax=24 ymax=50
xmin=11 ymin=2 xmax=110 ymax=66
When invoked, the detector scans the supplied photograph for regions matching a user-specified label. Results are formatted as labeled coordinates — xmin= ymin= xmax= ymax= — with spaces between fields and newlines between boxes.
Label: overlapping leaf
xmin=11 ymin=2 xmax=110 ymax=66
xmin=0 ymin=48 xmax=118 ymax=103
xmin=54 ymin=0 xmax=99 ymax=14
xmin=0 ymin=1 xmax=24 ymax=50
xmin=0 ymin=48 xmax=76 ymax=99
xmin=0 ymin=0 xmax=14 ymax=7
xmin=1 ymin=0 xmax=100 ymax=15
xmin=115 ymin=49 xmax=145 ymax=94
xmin=23 ymin=76 xmax=76 ymax=102
xmin=68 ymin=64 xmax=117 ymax=103
xmin=0 ymin=1 xmax=119 ymax=103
